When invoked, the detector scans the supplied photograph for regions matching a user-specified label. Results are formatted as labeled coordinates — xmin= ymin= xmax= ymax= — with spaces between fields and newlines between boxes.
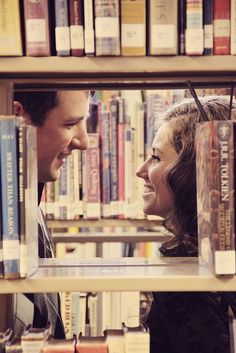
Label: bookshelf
xmin=0 ymin=55 xmax=236 ymax=293
xmin=0 ymin=258 xmax=236 ymax=293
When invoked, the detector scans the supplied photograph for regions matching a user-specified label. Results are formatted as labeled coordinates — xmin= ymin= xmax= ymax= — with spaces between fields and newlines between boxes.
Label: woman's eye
xmin=151 ymin=154 xmax=161 ymax=162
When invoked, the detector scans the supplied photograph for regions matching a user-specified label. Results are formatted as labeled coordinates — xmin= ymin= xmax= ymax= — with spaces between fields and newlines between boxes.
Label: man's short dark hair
xmin=14 ymin=91 xmax=59 ymax=126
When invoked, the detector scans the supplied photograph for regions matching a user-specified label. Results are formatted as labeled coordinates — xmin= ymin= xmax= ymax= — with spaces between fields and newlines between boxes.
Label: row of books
xmin=2 ymin=0 xmax=236 ymax=57
xmin=1 ymin=323 xmax=150 ymax=353
xmin=60 ymin=291 xmax=151 ymax=339
xmin=0 ymin=116 xmax=38 ymax=280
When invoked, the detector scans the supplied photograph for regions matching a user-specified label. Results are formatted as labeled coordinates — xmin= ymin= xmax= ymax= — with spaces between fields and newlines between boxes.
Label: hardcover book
xmin=69 ymin=0 xmax=84 ymax=56
xmin=0 ymin=117 xmax=20 ymax=279
xmin=213 ymin=0 xmax=230 ymax=54
xmin=82 ymin=133 xmax=101 ymax=219
xmin=196 ymin=120 xmax=236 ymax=275
xmin=94 ymin=0 xmax=120 ymax=56
xmin=148 ymin=0 xmax=178 ymax=55
xmin=178 ymin=0 xmax=186 ymax=54
xmin=54 ymin=0 xmax=71 ymax=56
xmin=23 ymin=0 xmax=51 ymax=56
xmin=0 ymin=0 xmax=22 ymax=56
xmin=76 ymin=335 xmax=108 ymax=353
xmin=231 ymin=0 xmax=236 ymax=54
xmin=43 ymin=337 xmax=75 ymax=353
xmin=84 ymin=0 xmax=95 ymax=55
xmin=121 ymin=0 xmax=146 ymax=56
xmin=17 ymin=119 xmax=38 ymax=278
xmin=185 ymin=0 xmax=204 ymax=55
xmin=203 ymin=0 xmax=213 ymax=55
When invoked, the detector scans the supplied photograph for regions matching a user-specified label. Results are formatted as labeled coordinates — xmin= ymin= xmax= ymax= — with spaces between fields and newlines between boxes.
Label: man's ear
xmin=13 ymin=101 xmax=32 ymax=125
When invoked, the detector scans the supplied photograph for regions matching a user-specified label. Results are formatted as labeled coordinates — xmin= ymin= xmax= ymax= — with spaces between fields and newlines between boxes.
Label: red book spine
xmin=213 ymin=0 xmax=230 ymax=54
xmin=23 ymin=0 xmax=51 ymax=56
xmin=69 ymin=0 xmax=84 ymax=56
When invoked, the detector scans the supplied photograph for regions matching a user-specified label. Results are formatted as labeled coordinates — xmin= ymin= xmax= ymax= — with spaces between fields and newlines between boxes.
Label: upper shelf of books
xmin=1 ymin=258 xmax=236 ymax=293
xmin=1 ymin=56 xmax=236 ymax=89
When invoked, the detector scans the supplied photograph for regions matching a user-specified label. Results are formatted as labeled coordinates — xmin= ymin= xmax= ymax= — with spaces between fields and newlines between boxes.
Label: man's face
xmin=36 ymin=91 xmax=89 ymax=182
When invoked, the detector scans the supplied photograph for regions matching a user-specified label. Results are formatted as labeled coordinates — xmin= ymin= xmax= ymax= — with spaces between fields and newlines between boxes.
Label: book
xmin=5 ymin=337 xmax=21 ymax=353
xmin=61 ymin=292 xmax=72 ymax=338
xmin=109 ymin=98 xmax=119 ymax=217
xmin=82 ymin=133 xmax=101 ymax=219
xmin=17 ymin=120 xmax=38 ymax=278
xmin=76 ymin=335 xmax=108 ymax=353
xmin=178 ymin=0 xmax=186 ymax=54
xmin=123 ymin=323 xmax=149 ymax=353
xmin=0 ymin=117 xmax=20 ymax=279
xmin=21 ymin=325 xmax=51 ymax=353
xmin=84 ymin=0 xmax=95 ymax=55
xmin=196 ymin=121 xmax=236 ymax=275
xmin=23 ymin=0 xmax=51 ymax=56
xmin=94 ymin=0 xmax=120 ymax=56
xmin=54 ymin=0 xmax=71 ymax=56
xmin=121 ymin=0 xmax=146 ymax=56
xmin=203 ymin=0 xmax=213 ymax=55
xmin=104 ymin=329 xmax=125 ymax=353
xmin=0 ymin=0 xmax=22 ymax=56
xmin=98 ymin=106 xmax=111 ymax=218
xmin=148 ymin=0 xmax=178 ymax=55
xmin=69 ymin=0 xmax=84 ymax=56
xmin=231 ymin=0 xmax=236 ymax=55
xmin=117 ymin=97 xmax=125 ymax=219
xmin=0 ymin=329 xmax=12 ymax=353
xmin=185 ymin=0 xmax=204 ymax=55
xmin=213 ymin=0 xmax=230 ymax=54
xmin=43 ymin=337 xmax=76 ymax=353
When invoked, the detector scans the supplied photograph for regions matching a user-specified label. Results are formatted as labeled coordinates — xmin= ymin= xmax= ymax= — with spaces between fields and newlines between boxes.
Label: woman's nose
xmin=136 ymin=160 xmax=148 ymax=179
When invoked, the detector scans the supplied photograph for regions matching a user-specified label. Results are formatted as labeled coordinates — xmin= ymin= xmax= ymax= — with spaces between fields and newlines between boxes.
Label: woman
xmin=136 ymin=95 xmax=236 ymax=353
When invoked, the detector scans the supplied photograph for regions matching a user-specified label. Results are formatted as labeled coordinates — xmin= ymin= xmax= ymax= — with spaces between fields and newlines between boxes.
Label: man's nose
xmin=71 ymin=127 xmax=90 ymax=150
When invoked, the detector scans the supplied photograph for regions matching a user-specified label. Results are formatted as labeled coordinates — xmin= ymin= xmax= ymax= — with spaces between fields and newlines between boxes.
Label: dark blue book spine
xmin=55 ymin=0 xmax=71 ymax=56
xmin=0 ymin=118 xmax=20 ymax=278
xmin=203 ymin=0 xmax=213 ymax=55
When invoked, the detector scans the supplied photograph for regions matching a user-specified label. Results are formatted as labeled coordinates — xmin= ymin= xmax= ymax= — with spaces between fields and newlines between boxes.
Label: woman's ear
xmin=13 ymin=101 xmax=32 ymax=125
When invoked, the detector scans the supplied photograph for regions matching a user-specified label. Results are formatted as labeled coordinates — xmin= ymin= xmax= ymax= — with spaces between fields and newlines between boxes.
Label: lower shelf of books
xmin=0 ymin=257 xmax=236 ymax=293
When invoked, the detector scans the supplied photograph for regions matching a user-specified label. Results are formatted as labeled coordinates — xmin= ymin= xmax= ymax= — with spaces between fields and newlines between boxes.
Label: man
xmin=12 ymin=90 xmax=90 ymax=338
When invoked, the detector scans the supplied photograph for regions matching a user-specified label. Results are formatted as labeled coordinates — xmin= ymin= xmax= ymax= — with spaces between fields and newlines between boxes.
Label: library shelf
xmin=47 ymin=218 xmax=162 ymax=229
xmin=0 ymin=56 xmax=236 ymax=91
xmin=0 ymin=258 xmax=235 ymax=293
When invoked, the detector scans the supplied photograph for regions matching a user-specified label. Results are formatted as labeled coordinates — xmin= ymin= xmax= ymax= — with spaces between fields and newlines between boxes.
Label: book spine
xmin=213 ymin=0 xmax=230 ymax=54
xmin=231 ymin=0 xmax=236 ymax=54
xmin=94 ymin=0 xmax=120 ymax=56
xmin=84 ymin=0 xmax=95 ymax=55
xmin=23 ymin=0 xmax=51 ymax=56
xmin=185 ymin=0 xmax=204 ymax=55
xmin=17 ymin=124 xmax=27 ymax=278
xmin=196 ymin=121 xmax=236 ymax=275
xmin=0 ymin=0 xmax=23 ymax=56
xmin=58 ymin=161 xmax=69 ymax=219
xmin=148 ymin=0 xmax=178 ymax=55
xmin=83 ymin=133 xmax=101 ymax=219
xmin=61 ymin=291 xmax=72 ymax=338
xmin=109 ymin=98 xmax=119 ymax=218
xmin=203 ymin=0 xmax=213 ymax=55
xmin=117 ymin=98 xmax=125 ymax=219
xmin=69 ymin=0 xmax=85 ymax=56
xmin=121 ymin=0 xmax=146 ymax=56
xmin=178 ymin=0 xmax=186 ymax=54
xmin=0 ymin=118 xmax=20 ymax=279
xmin=54 ymin=0 xmax=71 ymax=56
xmin=99 ymin=110 xmax=111 ymax=218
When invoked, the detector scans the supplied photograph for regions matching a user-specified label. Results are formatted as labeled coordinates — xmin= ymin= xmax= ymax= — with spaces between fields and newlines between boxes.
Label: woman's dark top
xmin=147 ymin=234 xmax=231 ymax=353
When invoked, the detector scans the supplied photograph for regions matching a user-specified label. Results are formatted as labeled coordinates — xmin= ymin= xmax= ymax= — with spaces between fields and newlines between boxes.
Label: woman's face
xmin=136 ymin=122 xmax=178 ymax=218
